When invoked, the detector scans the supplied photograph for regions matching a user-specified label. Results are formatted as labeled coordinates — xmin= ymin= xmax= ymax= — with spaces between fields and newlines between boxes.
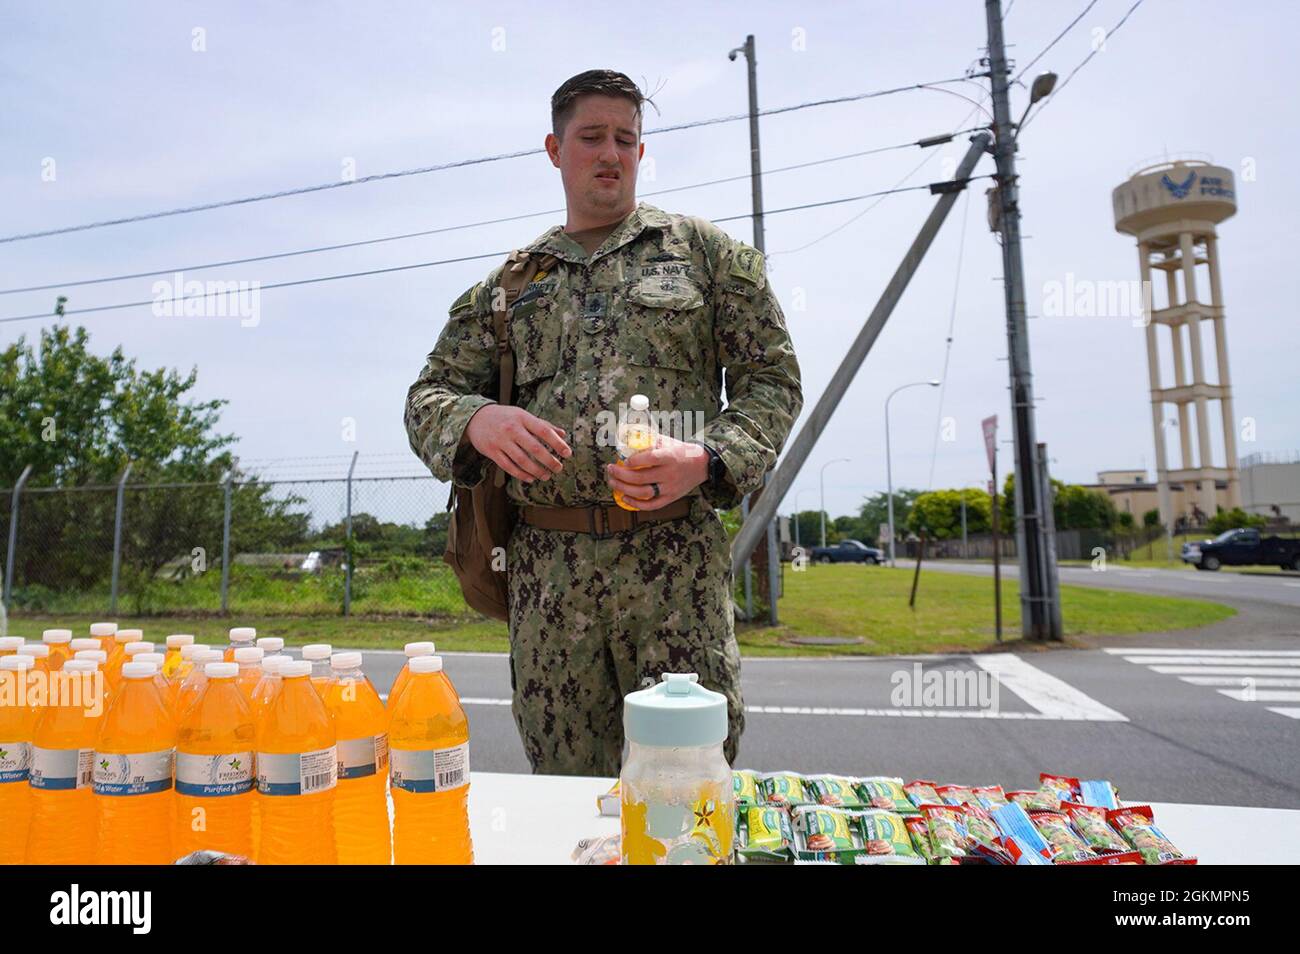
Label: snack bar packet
xmin=936 ymin=784 xmax=977 ymax=806
xmin=852 ymin=809 xmax=925 ymax=865
xmin=971 ymin=784 xmax=1010 ymax=809
xmin=958 ymin=803 xmax=1013 ymax=864
xmin=904 ymin=815 xmax=937 ymax=864
xmin=803 ymin=774 xmax=864 ymax=808
xmin=1007 ymin=789 xmax=1059 ymax=812
xmin=733 ymin=770 xmax=760 ymax=808
xmin=856 ymin=776 xmax=917 ymax=814
xmin=1038 ymin=773 xmax=1081 ymax=803
xmin=920 ymin=804 xmax=970 ymax=860
xmin=1107 ymin=806 xmax=1196 ymax=865
xmin=1029 ymin=810 xmax=1096 ymax=863
xmin=904 ymin=779 xmax=942 ymax=808
xmin=759 ymin=771 xmax=812 ymax=807
xmin=737 ymin=805 xmax=795 ymax=863
xmin=790 ymin=805 xmax=861 ymax=862
xmin=1079 ymin=779 xmax=1119 ymax=810
xmin=1061 ymin=802 xmax=1129 ymax=854
xmin=990 ymin=802 xmax=1053 ymax=863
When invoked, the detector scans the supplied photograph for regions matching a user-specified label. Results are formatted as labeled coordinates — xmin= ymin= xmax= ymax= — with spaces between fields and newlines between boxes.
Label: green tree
xmin=1207 ymin=507 xmax=1266 ymax=534
xmin=1000 ymin=474 xmax=1119 ymax=531
xmin=907 ymin=488 xmax=992 ymax=539
xmin=858 ymin=489 xmax=921 ymax=544
xmin=1142 ymin=508 xmax=1162 ymax=529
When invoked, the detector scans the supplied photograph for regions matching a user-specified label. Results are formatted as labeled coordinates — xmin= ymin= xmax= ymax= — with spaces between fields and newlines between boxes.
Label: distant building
xmin=1240 ymin=452 xmax=1300 ymax=523
xmin=1086 ymin=455 xmax=1298 ymax=527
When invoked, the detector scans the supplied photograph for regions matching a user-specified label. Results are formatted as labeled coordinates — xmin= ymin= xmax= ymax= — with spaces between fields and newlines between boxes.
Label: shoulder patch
xmin=728 ymin=244 xmax=766 ymax=287
xmin=450 ymin=282 xmax=481 ymax=316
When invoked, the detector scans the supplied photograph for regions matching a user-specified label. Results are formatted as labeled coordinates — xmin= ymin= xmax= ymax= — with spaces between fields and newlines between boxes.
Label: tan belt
xmin=519 ymin=498 xmax=692 ymax=539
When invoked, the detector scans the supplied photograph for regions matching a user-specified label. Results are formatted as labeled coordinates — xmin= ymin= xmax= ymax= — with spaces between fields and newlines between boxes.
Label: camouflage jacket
xmin=404 ymin=202 xmax=803 ymax=510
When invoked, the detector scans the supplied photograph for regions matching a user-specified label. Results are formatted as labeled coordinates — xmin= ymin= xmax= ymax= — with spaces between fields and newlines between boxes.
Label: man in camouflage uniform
xmin=405 ymin=70 xmax=802 ymax=776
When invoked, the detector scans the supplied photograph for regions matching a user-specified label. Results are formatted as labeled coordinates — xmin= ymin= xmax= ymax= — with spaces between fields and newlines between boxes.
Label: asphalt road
xmin=347 ymin=582 xmax=1300 ymax=809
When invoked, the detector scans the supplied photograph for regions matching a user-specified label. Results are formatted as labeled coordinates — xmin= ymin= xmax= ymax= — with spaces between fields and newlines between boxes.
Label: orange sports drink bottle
xmin=175 ymin=661 xmax=255 ymax=859
xmin=132 ymin=653 xmax=174 ymax=717
xmin=94 ymin=660 xmax=176 ymax=864
xmin=389 ymin=655 xmax=473 ymax=864
xmin=247 ymin=653 xmax=289 ymax=856
xmin=255 ymin=660 xmax=337 ymax=864
xmin=324 ymin=652 xmax=391 ymax=864
xmin=16 ymin=644 xmax=52 ymax=675
xmin=175 ymin=649 xmax=225 ymax=721
xmin=0 ymin=655 xmax=39 ymax=864
xmin=162 ymin=634 xmax=194 ymax=680
xmin=69 ymin=638 xmax=100 ymax=660
xmin=27 ymin=659 xmax=104 ymax=864
xmin=225 ymin=627 xmax=257 ymax=662
xmin=256 ymin=637 xmax=284 ymax=657
xmin=105 ymin=628 xmax=143 ymax=689
xmin=89 ymin=622 xmax=118 ymax=653
xmin=172 ymin=642 xmax=212 ymax=685
xmin=41 ymin=629 xmax=73 ymax=671
xmin=301 ymin=644 xmax=334 ymax=695
xmin=0 ymin=637 xmax=25 ymax=657
xmin=385 ymin=641 xmax=436 ymax=710
xmin=233 ymin=647 xmax=265 ymax=704
xmin=612 ymin=394 xmax=656 ymax=512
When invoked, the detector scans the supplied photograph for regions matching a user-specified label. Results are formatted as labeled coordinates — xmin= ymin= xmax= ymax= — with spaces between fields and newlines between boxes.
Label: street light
xmin=885 ymin=380 xmax=940 ymax=567
xmin=819 ymin=459 xmax=851 ymax=549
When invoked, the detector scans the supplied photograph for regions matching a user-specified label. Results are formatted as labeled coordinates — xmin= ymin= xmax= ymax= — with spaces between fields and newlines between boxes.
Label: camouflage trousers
xmin=505 ymin=495 xmax=745 ymax=776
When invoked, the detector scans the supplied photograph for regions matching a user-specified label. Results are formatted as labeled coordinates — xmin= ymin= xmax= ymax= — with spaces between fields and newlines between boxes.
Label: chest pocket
xmin=508 ymin=291 xmax=561 ymax=386
xmin=619 ymin=276 xmax=708 ymax=371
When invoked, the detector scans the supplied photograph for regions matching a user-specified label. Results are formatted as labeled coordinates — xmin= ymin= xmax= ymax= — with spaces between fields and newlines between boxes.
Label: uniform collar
xmin=522 ymin=202 xmax=673 ymax=264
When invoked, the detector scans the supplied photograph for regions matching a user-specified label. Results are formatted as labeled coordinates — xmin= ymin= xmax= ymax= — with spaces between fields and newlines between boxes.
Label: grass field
xmin=4 ymin=564 xmax=1234 ymax=657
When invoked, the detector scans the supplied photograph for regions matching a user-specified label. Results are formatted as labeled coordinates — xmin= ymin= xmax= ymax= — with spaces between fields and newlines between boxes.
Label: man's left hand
xmin=605 ymin=436 xmax=709 ymax=510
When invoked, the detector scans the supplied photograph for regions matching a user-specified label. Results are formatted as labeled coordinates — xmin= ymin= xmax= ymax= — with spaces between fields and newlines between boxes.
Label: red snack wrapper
xmin=904 ymin=779 xmax=942 ymax=808
xmin=1106 ymin=805 xmax=1196 ymax=866
xmin=935 ymin=784 xmax=977 ymax=806
xmin=1061 ymin=801 xmax=1129 ymax=854
xmin=1028 ymin=810 xmax=1096 ymax=863
xmin=1038 ymin=773 xmax=1081 ymax=802
xmin=1007 ymin=789 xmax=1059 ymax=812
xmin=971 ymin=784 xmax=1010 ymax=809
xmin=920 ymin=803 xmax=970 ymax=859
xmin=959 ymin=803 xmax=1013 ymax=864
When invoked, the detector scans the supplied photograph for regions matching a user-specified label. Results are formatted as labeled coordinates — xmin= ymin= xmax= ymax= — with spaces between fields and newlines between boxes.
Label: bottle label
xmin=0 ymin=740 xmax=32 ymax=783
xmin=390 ymin=742 xmax=469 ymax=793
xmin=338 ymin=733 xmax=389 ymax=780
xmin=29 ymin=746 xmax=94 ymax=790
xmin=257 ymin=747 xmax=337 ymax=796
xmin=93 ymin=749 xmax=175 ymax=796
xmin=176 ymin=750 xmax=255 ymax=796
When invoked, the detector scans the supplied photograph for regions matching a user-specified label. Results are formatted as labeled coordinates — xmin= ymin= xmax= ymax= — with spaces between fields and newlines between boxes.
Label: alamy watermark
xmin=1042 ymin=273 xmax=1152 ymax=327
xmin=152 ymin=271 xmax=261 ymax=327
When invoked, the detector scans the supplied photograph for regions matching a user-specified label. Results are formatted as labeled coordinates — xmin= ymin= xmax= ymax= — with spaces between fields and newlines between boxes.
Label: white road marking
xmin=1151 ymin=666 xmax=1300 ymax=676
xmin=1122 ymin=656 xmax=1300 ymax=667
xmin=1217 ymin=689 xmax=1300 ymax=703
xmin=1105 ymin=648 xmax=1300 ymax=656
xmin=1267 ymin=707 xmax=1300 ymax=719
xmin=972 ymin=653 xmax=1128 ymax=721
xmin=1180 ymin=676 xmax=1300 ymax=688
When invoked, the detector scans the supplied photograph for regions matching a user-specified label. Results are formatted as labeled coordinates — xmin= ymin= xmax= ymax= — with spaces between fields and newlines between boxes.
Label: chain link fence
xmin=1 ymin=465 xmax=464 ymax=620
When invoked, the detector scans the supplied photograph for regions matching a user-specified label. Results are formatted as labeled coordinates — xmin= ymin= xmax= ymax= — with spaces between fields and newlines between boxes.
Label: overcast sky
xmin=3 ymin=0 xmax=1296 ymax=522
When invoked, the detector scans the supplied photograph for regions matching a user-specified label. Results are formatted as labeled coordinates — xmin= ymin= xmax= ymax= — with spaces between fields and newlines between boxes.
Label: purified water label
xmin=93 ymin=749 xmax=175 ymax=796
xmin=176 ymin=750 xmax=255 ymax=796
xmin=338 ymin=733 xmax=389 ymax=780
xmin=390 ymin=742 xmax=469 ymax=793
xmin=257 ymin=747 xmax=337 ymax=796
xmin=0 ymin=740 xmax=32 ymax=783
xmin=30 ymin=746 xmax=93 ymax=790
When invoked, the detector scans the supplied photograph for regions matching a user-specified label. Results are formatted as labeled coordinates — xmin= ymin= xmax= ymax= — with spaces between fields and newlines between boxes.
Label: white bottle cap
xmin=180 ymin=643 xmax=211 ymax=659
xmin=166 ymin=634 xmax=195 ymax=649
xmin=229 ymin=627 xmax=257 ymax=643
xmin=630 ymin=393 xmax=649 ymax=411
xmin=64 ymin=659 xmax=100 ymax=673
xmin=74 ymin=650 xmax=108 ymax=664
xmin=135 ymin=652 xmax=166 ymax=668
xmin=0 ymin=636 xmax=25 ymax=651
xmin=301 ymin=644 xmax=332 ymax=661
xmin=404 ymin=641 xmax=436 ymax=657
xmin=0 ymin=654 xmax=34 ymax=671
xmin=409 ymin=655 xmax=443 ymax=674
xmin=330 ymin=651 xmax=363 ymax=670
xmin=193 ymin=649 xmax=224 ymax=664
xmin=260 ymin=654 xmax=291 ymax=674
xmin=280 ymin=660 xmax=312 ymax=678
xmin=234 ymin=647 xmax=264 ymax=664
xmin=256 ymin=637 xmax=284 ymax=653
xmin=205 ymin=662 xmax=239 ymax=679
xmin=42 ymin=629 xmax=73 ymax=644
xmin=69 ymin=638 xmax=100 ymax=652
xmin=116 ymin=628 xmax=144 ymax=642
xmin=122 ymin=661 xmax=159 ymax=679
xmin=16 ymin=644 xmax=50 ymax=658
xmin=124 ymin=641 xmax=154 ymax=656
xmin=89 ymin=622 xmax=118 ymax=638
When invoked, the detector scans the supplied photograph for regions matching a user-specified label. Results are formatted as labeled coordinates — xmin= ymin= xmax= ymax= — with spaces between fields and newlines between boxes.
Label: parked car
xmin=808 ymin=539 xmax=884 ymax=565
xmin=1181 ymin=528 xmax=1300 ymax=571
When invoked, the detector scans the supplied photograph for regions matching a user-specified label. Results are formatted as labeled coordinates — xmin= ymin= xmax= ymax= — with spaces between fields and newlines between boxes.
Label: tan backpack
xmin=442 ymin=249 xmax=559 ymax=620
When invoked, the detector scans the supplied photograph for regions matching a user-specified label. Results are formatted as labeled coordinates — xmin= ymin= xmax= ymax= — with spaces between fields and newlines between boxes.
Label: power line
xmin=927 ymin=188 xmax=972 ymax=490
xmin=0 ymin=130 xmax=979 ymax=297
xmin=0 ymin=76 xmax=973 ymax=246
xmin=0 ymin=179 xmax=992 ymax=325
xmin=1013 ymin=0 xmax=1099 ymax=82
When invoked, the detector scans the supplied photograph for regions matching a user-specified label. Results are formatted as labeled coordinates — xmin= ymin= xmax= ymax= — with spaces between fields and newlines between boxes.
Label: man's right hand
xmin=464 ymin=404 xmax=571 ymax=483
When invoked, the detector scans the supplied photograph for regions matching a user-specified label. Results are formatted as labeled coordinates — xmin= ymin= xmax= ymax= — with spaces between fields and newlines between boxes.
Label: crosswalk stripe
xmin=973 ymin=653 xmax=1127 ymax=721
xmin=1150 ymin=665 xmax=1300 ymax=676
xmin=1180 ymin=676 xmax=1300 ymax=688
xmin=1105 ymin=648 xmax=1300 ymax=657
xmin=1122 ymin=656 xmax=1300 ymax=667
xmin=1267 ymin=707 xmax=1300 ymax=719
xmin=1217 ymin=688 xmax=1300 ymax=703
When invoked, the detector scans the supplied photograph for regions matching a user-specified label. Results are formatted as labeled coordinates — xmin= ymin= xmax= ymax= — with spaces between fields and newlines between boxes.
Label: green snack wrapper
xmin=737 ymin=805 xmax=794 ymax=863
xmin=852 ymin=808 xmax=925 ymax=865
xmin=733 ymin=770 xmax=760 ymax=808
xmin=803 ymin=774 xmax=864 ymax=808
xmin=921 ymin=803 xmax=970 ymax=859
xmin=855 ymin=776 xmax=917 ymax=814
xmin=904 ymin=814 xmax=936 ymax=864
xmin=791 ymin=805 xmax=860 ymax=861
xmin=759 ymin=771 xmax=812 ymax=807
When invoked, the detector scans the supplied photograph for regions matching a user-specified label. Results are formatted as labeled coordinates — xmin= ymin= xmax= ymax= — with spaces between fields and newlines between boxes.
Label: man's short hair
xmin=551 ymin=70 xmax=649 ymax=139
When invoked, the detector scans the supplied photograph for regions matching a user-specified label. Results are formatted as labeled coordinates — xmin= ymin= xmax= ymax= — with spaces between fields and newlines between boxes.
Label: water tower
xmin=1113 ymin=158 xmax=1239 ymax=528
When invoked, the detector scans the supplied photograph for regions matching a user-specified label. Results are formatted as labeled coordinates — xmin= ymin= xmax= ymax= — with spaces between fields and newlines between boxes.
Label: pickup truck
xmin=1181 ymin=528 xmax=1300 ymax=571
xmin=808 ymin=540 xmax=884 ymax=565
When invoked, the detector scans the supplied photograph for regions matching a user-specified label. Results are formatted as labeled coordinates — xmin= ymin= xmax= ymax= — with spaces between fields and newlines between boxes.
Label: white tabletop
xmin=465 ymin=771 xmax=1300 ymax=865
